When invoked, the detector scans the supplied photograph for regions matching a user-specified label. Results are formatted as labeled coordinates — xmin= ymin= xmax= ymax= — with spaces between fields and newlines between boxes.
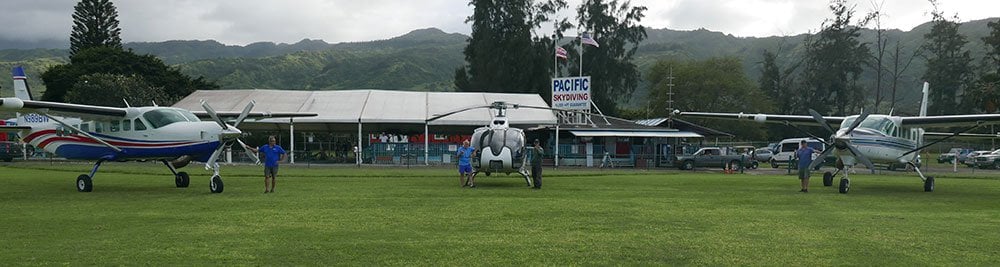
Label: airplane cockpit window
xmin=143 ymin=109 xmax=195 ymax=129
xmin=857 ymin=117 xmax=894 ymax=134
xmin=122 ymin=119 xmax=131 ymax=131
xmin=95 ymin=122 xmax=104 ymax=133
xmin=110 ymin=120 xmax=121 ymax=132
xmin=134 ymin=118 xmax=147 ymax=131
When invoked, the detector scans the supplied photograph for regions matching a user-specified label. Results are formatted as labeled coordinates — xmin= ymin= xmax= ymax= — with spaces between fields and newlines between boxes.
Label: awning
xmin=568 ymin=130 xmax=703 ymax=138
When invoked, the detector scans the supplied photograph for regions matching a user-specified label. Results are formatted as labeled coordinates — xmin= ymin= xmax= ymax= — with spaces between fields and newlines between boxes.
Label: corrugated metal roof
xmin=173 ymin=89 xmax=558 ymax=126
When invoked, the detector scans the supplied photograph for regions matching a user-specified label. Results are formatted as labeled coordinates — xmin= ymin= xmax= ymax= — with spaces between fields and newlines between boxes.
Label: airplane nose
xmin=220 ymin=126 xmax=242 ymax=141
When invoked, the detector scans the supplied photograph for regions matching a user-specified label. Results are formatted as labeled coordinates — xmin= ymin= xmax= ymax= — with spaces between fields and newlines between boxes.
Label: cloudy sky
xmin=1 ymin=0 xmax=997 ymax=46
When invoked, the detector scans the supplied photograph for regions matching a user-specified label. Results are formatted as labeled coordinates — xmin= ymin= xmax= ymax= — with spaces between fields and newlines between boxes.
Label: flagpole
xmin=578 ymin=33 xmax=583 ymax=77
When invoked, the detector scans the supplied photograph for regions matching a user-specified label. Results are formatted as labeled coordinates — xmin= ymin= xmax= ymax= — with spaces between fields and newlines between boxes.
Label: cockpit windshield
xmin=840 ymin=116 xmax=895 ymax=134
xmin=142 ymin=109 xmax=200 ymax=129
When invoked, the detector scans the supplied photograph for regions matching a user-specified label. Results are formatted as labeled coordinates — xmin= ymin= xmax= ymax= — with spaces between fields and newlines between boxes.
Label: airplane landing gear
xmin=175 ymin=172 xmax=190 ymax=188
xmin=839 ymin=178 xmax=850 ymax=194
xmin=838 ymin=166 xmax=851 ymax=194
xmin=162 ymin=160 xmax=190 ymax=188
xmin=823 ymin=171 xmax=834 ymax=187
xmin=76 ymin=174 xmax=93 ymax=192
xmin=76 ymin=159 xmax=104 ymax=192
xmin=208 ymin=163 xmax=224 ymax=193
xmin=909 ymin=162 xmax=934 ymax=192
xmin=210 ymin=175 xmax=224 ymax=193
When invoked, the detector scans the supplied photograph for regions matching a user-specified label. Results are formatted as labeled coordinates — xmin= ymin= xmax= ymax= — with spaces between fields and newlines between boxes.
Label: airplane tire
xmin=823 ymin=172 xmax=833 ymax=187
xmin=175 ymin=172 xmax=190 ymax=188
xmin=839 ymin=178 xmax=850 ymax=194
xmin=210 ymin=175 xmax=224 ymax=193
xmin=76 ymin=174 xmax=93 ymax=192
xmin=484 ymin=172 xmax=491 ymax=176
xmin=924 ymin=176 xmax=935 ymax=192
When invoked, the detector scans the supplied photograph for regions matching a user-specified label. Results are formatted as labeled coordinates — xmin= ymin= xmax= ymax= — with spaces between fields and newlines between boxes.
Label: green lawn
xmin=1 ymin=162 xmax=999 ymax=265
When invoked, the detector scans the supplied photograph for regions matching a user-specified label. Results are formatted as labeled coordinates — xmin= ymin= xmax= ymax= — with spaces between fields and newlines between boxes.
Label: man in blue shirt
xmin=246 ymin=135 xmax=287 ymax=193
xmin=795 ymin=140 xmax=816 ymax=193
xmin=456 ymin=140 xmax=477 ymax=187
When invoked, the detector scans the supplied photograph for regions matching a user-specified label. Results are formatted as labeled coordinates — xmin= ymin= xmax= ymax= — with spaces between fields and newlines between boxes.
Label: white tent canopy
xmin=173 ymin=89 xmax=558 ymax=126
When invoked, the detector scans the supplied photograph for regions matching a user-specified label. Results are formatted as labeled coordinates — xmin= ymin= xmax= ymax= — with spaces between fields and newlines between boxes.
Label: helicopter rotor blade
xmin=426 ymin=105 xmax=493 ymax=122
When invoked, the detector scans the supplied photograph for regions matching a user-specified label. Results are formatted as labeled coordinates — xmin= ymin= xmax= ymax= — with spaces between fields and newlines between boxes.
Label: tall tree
xmin=574 ymin=0 xmax=646 ymax=115
xmin=648 ymin=57 xmax=772 ymax=140
xmin=921 ymin=3 xmax=974 ymax=115
xmin=984 ymin=19 xmax=1000 ymax=74
xmin=455 ymin=0 xmax=567 ymax=99
xmin=964 ymin=19 xmax=1000 ymax=113
xmin=65 ymin=73 xmax=175 ymax=107
xmin=800 ymin=0 xmax=870 ymax=115
xmin=70 ymin=0 xmax=122 ymax=56
xmin=865 ymin=0 xmax=888 ymax=113
xmin=887 ymin=40 xmax=920 ymax=113
xmin=42 ymin=46 xmax=218 ymax=103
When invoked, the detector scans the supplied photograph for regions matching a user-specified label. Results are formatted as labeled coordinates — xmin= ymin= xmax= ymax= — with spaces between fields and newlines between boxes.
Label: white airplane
xmin=678 ymin=83 xmax=1000 ymax=193
xmin=0 ymin=66 xmax=315 ymax=193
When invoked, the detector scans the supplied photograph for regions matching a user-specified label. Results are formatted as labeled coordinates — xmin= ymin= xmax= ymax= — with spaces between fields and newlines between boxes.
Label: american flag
xmin=555 ymin=47 xmax=568 ymax=59
xmin=581 ymin=33 xmax=599 ymax=47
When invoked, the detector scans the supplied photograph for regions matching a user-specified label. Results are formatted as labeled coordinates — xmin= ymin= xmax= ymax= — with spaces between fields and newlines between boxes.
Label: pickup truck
xmin=0 ymin=141 xmax=24 ymax=162
xmin=674 ymin=147 xmax=753 ymax=170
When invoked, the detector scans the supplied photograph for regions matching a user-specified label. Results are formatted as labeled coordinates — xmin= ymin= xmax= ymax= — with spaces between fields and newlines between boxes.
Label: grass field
xmin=1 ymin=162 xmax=999 ymax=265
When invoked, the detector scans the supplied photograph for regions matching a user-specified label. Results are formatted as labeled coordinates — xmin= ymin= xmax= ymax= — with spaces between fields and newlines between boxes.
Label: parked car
xmin=974 ymin=149 xmax=1000 ymax=169
xmin=674 ymin=147 xmax=754 ymax=170
xmin=0 ymin=141 xmax=24 ymax=162
xmin=770 ymin=138 xmax=829 ymax=169
xmin=963 ymin=150 xmax=992 ymax=167
xmin=938 ymin=148 xmax=973 ymax=163
xmin=753 ymin=148 xmax=773 ymax=162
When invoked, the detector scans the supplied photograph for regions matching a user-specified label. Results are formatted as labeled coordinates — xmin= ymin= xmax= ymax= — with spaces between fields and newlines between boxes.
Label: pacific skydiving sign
xmin=551 ymin=76 xmax=591 ymax=110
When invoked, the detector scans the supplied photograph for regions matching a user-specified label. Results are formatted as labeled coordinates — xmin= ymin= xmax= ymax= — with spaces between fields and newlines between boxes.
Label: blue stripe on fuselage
xmin=54 ymin=141 xmax=220 ymax=161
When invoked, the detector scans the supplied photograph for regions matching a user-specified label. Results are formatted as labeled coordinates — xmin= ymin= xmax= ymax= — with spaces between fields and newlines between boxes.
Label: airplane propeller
xmin=804 ymin=109 xmax=876 ymax=172
xmin=200 ymin=100 xmax=261 ymax=169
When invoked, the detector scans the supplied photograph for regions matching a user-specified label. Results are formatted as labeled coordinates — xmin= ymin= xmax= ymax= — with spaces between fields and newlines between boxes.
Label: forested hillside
xmin=2 ymin=19 xmax=997 ymax=114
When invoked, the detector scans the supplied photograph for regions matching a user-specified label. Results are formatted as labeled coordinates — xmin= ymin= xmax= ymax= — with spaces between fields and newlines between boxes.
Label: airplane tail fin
xmin=11 ymin=66 xmax=34 ymax=101
xmin=919 ymin=82 xmax=929 ymax=117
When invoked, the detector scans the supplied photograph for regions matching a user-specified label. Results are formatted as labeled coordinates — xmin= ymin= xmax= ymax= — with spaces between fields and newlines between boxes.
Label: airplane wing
xmin=924 ymin=132 xmax=1000 ymax=139
xmin=1 ymin=98 xmax=127 ymax=117
xmin=901 ymin=114 xmax=1000 ymax=128
xmin=191 ymin=111 xmax=318 ymax=120
xmin=679 ymin=111 xmax=846 ymax=128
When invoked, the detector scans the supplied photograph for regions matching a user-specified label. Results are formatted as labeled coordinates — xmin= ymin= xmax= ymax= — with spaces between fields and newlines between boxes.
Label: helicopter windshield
xmin=142 ymin=109 xmax=200 ymax=129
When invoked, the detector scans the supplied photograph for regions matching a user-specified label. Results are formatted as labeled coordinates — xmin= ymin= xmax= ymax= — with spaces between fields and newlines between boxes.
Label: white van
xmin=770 ymin=137 xmax=825 ymax=169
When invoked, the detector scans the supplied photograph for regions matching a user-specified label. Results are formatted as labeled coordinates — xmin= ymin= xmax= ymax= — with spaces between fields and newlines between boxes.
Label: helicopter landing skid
xmin=519 ymin=168 xmax=533 ymax=187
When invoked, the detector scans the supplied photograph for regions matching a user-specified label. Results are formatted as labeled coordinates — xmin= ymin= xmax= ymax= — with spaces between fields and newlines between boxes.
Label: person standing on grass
xmin=456 ymin=140 xmax=476 ymax=187
xmin=795 ymin=140 xmax=816 ymax=193
xmin=353 ymin=142 xmax=361 ymax=166
xmin=530 ymin=139 xmax=544 ymax=189
xmin=246 ymin=135 xmax=287 ymax=193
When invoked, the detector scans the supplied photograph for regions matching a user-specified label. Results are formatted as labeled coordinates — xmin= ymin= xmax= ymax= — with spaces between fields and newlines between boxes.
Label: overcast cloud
xmin=0 ymin=0 xmax=996 ymax=46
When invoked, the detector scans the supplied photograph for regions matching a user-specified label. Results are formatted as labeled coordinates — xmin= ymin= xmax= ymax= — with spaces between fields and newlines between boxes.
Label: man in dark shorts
xmin=246 ymin=136 xmax=287 ymax=193
xmin=456 ymin=140 xmax=476 ymax=187
xmin=795 ymin=140 xmax=816 ymax=193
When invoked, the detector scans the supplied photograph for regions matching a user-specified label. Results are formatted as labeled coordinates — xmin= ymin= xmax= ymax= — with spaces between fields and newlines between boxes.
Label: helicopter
xmin=427 ymin=101 xmax=630 ymax=187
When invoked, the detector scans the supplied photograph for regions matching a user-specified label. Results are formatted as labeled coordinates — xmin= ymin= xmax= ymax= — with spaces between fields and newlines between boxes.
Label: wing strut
xmin=900 ymin=122 xmax=984 ymax=158
xmin=43 ymin=114 xmax=122 ymax=153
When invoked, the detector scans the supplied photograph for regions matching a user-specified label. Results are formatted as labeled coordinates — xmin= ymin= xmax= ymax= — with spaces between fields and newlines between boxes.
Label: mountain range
xmin=1 ymin=18 xmax=998 ymax=114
